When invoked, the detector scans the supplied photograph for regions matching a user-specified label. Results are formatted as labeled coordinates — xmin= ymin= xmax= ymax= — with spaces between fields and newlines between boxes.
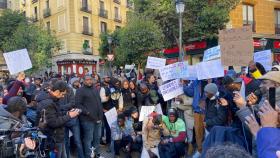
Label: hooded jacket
xmin=0 ymin=106 xmax=28 ymax=130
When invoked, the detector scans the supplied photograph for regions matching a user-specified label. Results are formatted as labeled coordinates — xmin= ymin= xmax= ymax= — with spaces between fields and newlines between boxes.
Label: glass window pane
xmin=242 ymin=5 xmax=247 ymax=21
xmin=248 ymin=5 xmax=253 ymax=21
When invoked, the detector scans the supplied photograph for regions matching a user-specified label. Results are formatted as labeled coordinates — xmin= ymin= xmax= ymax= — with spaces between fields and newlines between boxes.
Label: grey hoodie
xmin=0 ymin=106 xmax=27 ymax=130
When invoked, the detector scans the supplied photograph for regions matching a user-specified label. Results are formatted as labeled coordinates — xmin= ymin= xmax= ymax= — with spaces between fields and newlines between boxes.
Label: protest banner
xmin=159 ymin=79 xmax=184 ymax=101
xmin=254 ymin=50 xmax=272 ymax=71
xmin=105 ymin=107 xmax=118 ymax=128
xmin=219 ymin=26 xmax=253 ymax=66
xmin=146 ymin=56 xmax=166 ymax=69
xmin=196 ymin=59 xmax=224 ymax=80
xmin=203 ymin=45 xmax=221 ymax=62
xmin=159 ymin=62 xmax=188 ymax=82
xmin=3 ymin=49 xmax=32 ymax=75
xmin=139 ymin=106 xmax=156 ymax=121
xmin=187 ymin=65 xmax=198 ymax=80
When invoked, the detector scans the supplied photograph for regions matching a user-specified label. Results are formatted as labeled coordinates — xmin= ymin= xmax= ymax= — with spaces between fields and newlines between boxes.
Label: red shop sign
xmin=274 ymin=41 xmax=280 ymax=49
xmin=185 ymin=41 xmax=207 ymax=51
xmin=253 ymin=39 xmax=261 ymax=47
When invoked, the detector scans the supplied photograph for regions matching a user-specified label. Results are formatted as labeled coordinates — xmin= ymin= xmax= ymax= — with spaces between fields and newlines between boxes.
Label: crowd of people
xmin=0 ymin=60 xmax=280 ymax=158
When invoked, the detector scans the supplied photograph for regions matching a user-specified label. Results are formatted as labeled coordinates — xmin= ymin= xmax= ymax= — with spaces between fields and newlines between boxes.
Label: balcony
xmin=243 ymin=20 xmax=255 ymax=32
xmin=99 ymin=9 xmax=108 ymax=18
xmin=80 ymin=6 xmax=92 ymax=14
xmin=114 ymin=16 xmax=122 ymax=23
xmin=83 ymin=48 xmax=93 ymax=55
xmin=276 ymin=24 xmax=280 ymax=35
xmin=82 ymin=29 xmax=93 ymax=36
xmin=114 ymin=0 xmax=121 ymax=4
xmin=32 ymin=0 xmax=38 ymax=4
xmin=43 ymin=8 xmax=51 ymax=18
xmin=0 ymin=2 xmax=7 ymax=9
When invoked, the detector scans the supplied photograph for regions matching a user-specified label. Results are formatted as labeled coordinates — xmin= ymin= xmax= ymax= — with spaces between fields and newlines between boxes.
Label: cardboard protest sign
xmin=159 ymin=79 xmax=184 ymax=101
xmin=3 ymin=49 xmax=32 ymax=75
xmin=146 ymin=56 xmax=166 ymax=69
xmin=203 ymin=45 xmax=221 ymax=62
xmin=139 ymin=106 xmax=156 ymax=121
xmin=159 ymin=62 xmax=188 ymax=82
xmin=254 ymin=50 xmax=272 ymax=71
xmin=219 ymin=26 xmax=253 ymax=66
xmin=196 ymin=59 xmax=224 ymax=80
xmin=105 ymin=107 xmax=118 ymax=128
xmin=187 ymin=65 xmax=198 ymax=80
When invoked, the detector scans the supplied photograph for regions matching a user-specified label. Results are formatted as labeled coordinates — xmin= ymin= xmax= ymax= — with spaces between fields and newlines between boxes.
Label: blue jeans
xmin=55 ymin=142 xmax=67 ymax=158
xmin=80 ymin=120 xmax=102 ymax=158
xmin=64 ymin=120 xmax=84 ymax=158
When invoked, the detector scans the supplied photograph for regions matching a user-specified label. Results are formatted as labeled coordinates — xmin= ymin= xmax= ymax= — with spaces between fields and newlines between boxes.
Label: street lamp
xmin=259 ymin=38 xmax=267 ymax=50
xmin=175 ymin=0 xmax=185 ymax=62
xmin=107 ymin=36 xmax=113 ymax=77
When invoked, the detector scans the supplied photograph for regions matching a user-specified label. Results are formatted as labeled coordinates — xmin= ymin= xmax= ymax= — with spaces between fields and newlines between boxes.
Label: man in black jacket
xmin=76 ymin=75 xmax=103 ymax=158
xmin=43 ymin=80 xmax=80 ymax=158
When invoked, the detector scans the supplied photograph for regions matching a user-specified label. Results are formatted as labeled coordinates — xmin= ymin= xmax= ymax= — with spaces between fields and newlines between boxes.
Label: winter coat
xmin=257 ymin=127 xmax=280 ymax=158
xmin=121 ymin=88 xmax=134 ymax=110
xmin=0 ymin=106 xmax=29 ymax=130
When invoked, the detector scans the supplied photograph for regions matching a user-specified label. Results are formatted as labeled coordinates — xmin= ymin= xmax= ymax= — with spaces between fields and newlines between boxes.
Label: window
xmin=100 ymin=1 xmax=104 ymax=10
xmin=46 ymin=21 xmax=51 ymax=32
xmin=82 ymin=0 xmax=88 ymax=8
xmin=58 ymin=14 xmax=66 ymax=32
xmin=101 ymin=22 xmax=107 ymax=33
xmin=275 ymin=9 xmax=280 ymax=34
xmin=46 ymin=0 xmax=49 ymax=8
xmin=243 ymin=4 xmax=254 ymax=31
xmin=114 ymin=7 xmax=119 ymax=18
xmin=0 ymin=0 xmax=8 ymax=9
xmin=83 ymin=16 xmax=89 ymax=32
xmin=34 ymin=6 xmax=38 ymax=20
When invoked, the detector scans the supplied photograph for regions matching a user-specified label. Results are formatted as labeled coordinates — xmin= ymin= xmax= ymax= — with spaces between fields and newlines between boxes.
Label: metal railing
xmin=43 ymin=8 xmax=51 ymax=18
xmin=114 ymin=16 xmax=122 ymax=23
xmin=99 ymin=9 xmax=108 ymax=18
xmin=82 ymin=48 xmax=93 ymax=55
xmin=80 ymin=6 xmax=92 ymax=14
xmin=82 ymin=29 xmax=93 ymax=36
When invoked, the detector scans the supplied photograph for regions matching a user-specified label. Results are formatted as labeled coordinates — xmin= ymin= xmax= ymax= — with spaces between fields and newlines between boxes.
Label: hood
xmin=35 ymin=90 xmax=51 ymax=102
xmin=0 ymin=106 xmax=21 ymax=122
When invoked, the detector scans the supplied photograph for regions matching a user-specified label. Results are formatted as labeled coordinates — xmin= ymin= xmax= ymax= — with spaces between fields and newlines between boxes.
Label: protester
xmin=158 ymin=108 xmax=186 ymax=158
xmin=111 ymin=113 xmax=135 ymax=158
xmin=44 ymin=80 xmax=80 ymax=158
xmin=129 ymin=79 xmax=138 ymax=107
xmin=205 ymin=143 xmax=253 ymax=158
xmin=75 ymin=75 xmax=103 ymax=158
xmin=141 ymin=112 xmax=169 ymax=158
xmin=121 ymin=80 xmax=134 ymax=111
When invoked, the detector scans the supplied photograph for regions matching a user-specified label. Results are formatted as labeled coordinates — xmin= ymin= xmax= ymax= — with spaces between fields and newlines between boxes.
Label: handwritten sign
xmin=105 ymin=107 xmax=118 ymax=128
xmin=3 ymin=49 xmax=32 ymax=74
xmin=146 ymin=56 xmax=166 ymax=69
xmin=159 ymin=79 xmax=184 ymax=101
xmin=139 ymin=106 xmax=156 ymax=121
xmin=203 ymin=45 xmax=221 ymax=62
xmin=187 ymin=65 xmax=198 ymax=80
xmin=254 ymin=50 xmax=272 ymax=71
xmin=196 ymin=59 xmax=224 ymax=80
xmin=219 ymin=26 xmax=253 ymax=66
xmin=159 ymin=62 xmax=188 ymax=82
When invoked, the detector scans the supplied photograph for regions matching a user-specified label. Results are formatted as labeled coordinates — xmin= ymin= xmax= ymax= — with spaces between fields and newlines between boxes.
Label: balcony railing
xmin=80 ymin=6 xmax=92 ymax=14
xmin=114 ymin=0 xmax=121 ymax=4
xmin=276 ymin=24 xmax=280 ymax=35
xmin=32 ymin=0 xmax=38 ymax=4
xmin=243 ymin=20 xmax=256 ymax=32
xmin=99 ymin=9 xmax=108 ymax=18
xmin=0 ymin=2 xmax=7 ymax=9
xmin=114 ymin=16 xmax=122 ymax=23
xmin=82 ymin=29 xmax=93 ymax=36
xmin=43 ymin=8 xmax=51 ymax=18
xmin=83 ymin=48 xmax=93 ymax=55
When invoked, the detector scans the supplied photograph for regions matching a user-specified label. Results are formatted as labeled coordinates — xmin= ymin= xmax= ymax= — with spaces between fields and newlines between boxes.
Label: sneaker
xmin=192 ymin=151 xmax=201 ymax=158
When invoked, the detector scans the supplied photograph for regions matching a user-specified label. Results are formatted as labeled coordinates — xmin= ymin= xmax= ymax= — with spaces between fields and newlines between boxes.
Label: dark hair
xmin=205 ymin=143 xmax=252 ymax=158
xmin=49 ymin=78 xmax=59 ymax=86
xmin=117 ymin=113 xmax=126 ymax=121
xmin=6 ymin=96 xmax=27 ymax=114
xmin=51 ymin=80 xmax=68 ymax=92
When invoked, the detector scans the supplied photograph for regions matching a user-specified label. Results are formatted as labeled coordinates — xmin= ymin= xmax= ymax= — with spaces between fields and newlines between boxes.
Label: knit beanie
xmin=204 ymin=83 xmax=218 ymax=95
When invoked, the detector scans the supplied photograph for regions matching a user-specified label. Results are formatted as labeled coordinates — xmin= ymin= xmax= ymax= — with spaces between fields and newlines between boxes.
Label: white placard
xmin=155 ymin=104 xmax=163 ymax=115
xmin=3 ymin=49 xmax=32 ymax=75
xmin=159 ymin=62 xmax=189 ymax=82
xmin=139 ymin=106 xmax=156 ymax=121
xmin=159 ymin=79 xmax=184 ymax=101
xmin=196 ymin=59 xmax=224 ymax=80
xmin=254 ymin=50 xmax=272 ymax=71
xmin=105 ymin=107 xmax=118 ymax=128
xmin=187 ymin=65 xmax=198 ymax=80
xmin=203 ymin=45 xmax=221 ymax=62
xmin=146 ymin=56 xmax=166 ymax=69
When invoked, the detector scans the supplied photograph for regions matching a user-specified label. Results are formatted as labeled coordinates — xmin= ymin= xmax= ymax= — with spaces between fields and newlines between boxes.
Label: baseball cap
xmin=259 ymin=71 xmax=280 ymax=84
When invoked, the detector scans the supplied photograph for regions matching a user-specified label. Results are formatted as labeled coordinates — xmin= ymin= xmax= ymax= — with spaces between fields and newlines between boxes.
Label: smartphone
xmin=269 ymin=87 xmax=276 ymax=109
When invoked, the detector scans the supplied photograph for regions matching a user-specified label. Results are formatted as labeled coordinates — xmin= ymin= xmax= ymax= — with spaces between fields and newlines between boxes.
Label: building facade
xmin=20 ymin=0 xmax=132 ymax=76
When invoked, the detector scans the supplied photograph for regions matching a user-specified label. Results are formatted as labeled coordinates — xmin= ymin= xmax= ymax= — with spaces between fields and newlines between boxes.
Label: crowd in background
xmin=0 ymin=60 xmax=280 ymax=158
